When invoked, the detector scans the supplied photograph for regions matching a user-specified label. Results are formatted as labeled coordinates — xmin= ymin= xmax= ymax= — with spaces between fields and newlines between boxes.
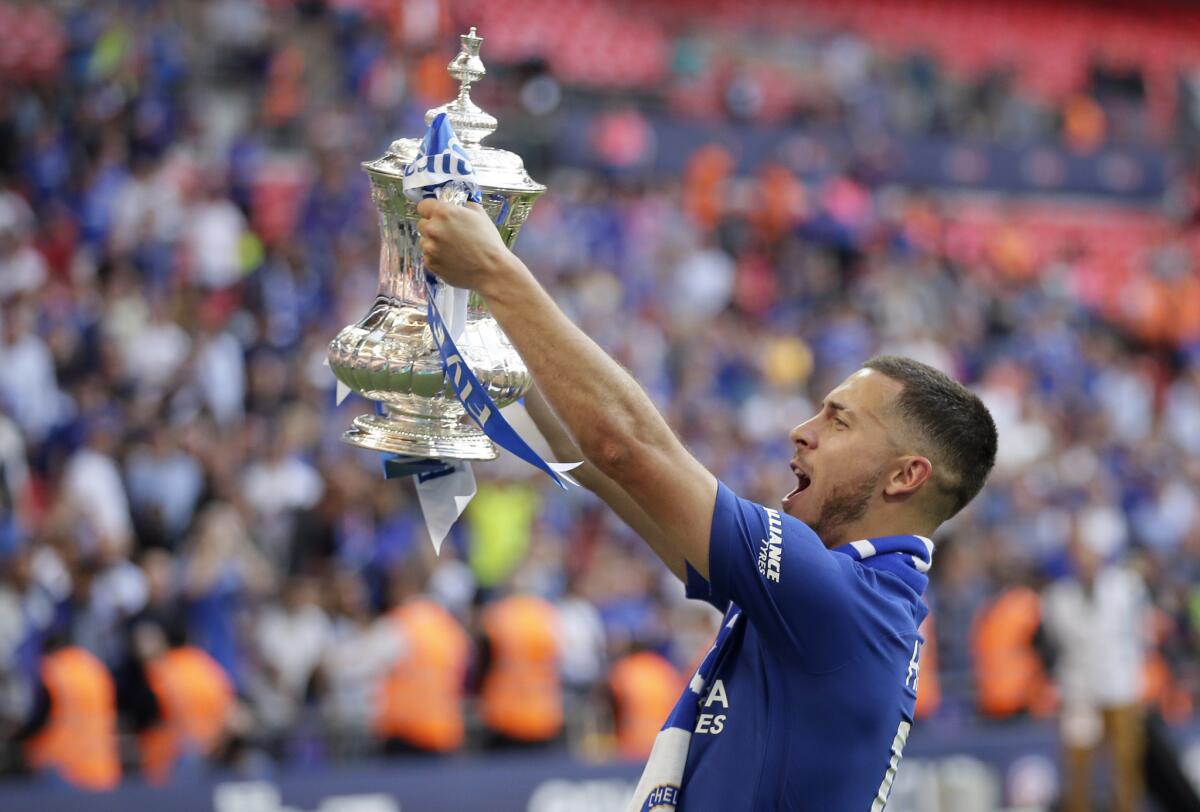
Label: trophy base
xmin=342 ymin=412 xmax=498 ymax=461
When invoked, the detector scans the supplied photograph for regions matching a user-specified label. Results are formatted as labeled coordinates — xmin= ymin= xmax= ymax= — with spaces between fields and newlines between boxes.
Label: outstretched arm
xmin=524 ymin=386 xmax=685 ymax=583
xmin=418 ymin=200 xmax=718 ymax=579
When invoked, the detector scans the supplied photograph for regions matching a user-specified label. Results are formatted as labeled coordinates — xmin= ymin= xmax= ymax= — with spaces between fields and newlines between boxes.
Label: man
xmin=417 ymin=199 xmax=997 ymax=811
xmin=131 ymin=619 xmax=235 ymax=784
xmin=16 ymin=632 xmax=121 ymax=791
xmin=1043 ymin=525 xmax=1149 ymax=812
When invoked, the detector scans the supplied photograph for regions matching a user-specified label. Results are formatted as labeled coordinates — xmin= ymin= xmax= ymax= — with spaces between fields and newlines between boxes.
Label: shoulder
xmin=1104 ymin=566 xmax=1147 ymax=598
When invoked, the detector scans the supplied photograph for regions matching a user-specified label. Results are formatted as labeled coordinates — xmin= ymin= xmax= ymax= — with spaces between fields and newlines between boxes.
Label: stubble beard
xmin=808 ymin=466 xmax=886 ymax=547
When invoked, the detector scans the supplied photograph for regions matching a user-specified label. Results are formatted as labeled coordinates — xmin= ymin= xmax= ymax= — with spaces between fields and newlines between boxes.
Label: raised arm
xmin=418 ymin=200 xmax=718 ymax=579
xmin=524 ymin=386 xmax=685 ymax=583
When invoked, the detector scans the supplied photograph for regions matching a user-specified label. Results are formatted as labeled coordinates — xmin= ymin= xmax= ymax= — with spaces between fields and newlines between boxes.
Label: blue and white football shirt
xmin=672 ymin=482 xmax=932 ymax=811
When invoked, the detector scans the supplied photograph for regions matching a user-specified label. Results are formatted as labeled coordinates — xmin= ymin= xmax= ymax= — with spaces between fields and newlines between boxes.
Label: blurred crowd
xmin=1 ymin=0 xmax=1199 ymax=789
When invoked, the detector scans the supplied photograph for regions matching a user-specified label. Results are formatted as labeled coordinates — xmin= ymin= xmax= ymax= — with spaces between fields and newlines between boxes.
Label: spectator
xmin=129 ymin=618 xmax=235 ymax=785
xmin=124 ymin=424 xmax=204 ymax=548
xmin=241 ymin=425 xmax=324 ymax=560
xmin=373 ymin=563 xmax=470 ymax=755
xmin=0 ymin=303 xmax=62 ymax=444
xmin=0 ymin=189 xmax=46 ymax=302
xmin=318 ymin=570 xmax=400 ymax=751
xmin=608 ymin=642 xmax=681 ymax=760
xmin=15 ymin=632 xmax=121 ymax=791
xmin=0 ymin=409 xmax=29 ymax=553
xmin=478 ymin=591 xmax=564 ymax=749
xmin=182 ymin=176 xmax=250 ymax=291
xmin=249 ymin=575 xmax=331 ymax=748
xmin=183 ymin=503 xmax=274 ymax=690
xmin=59 ymin=419 xmax=135 ymax=560
xmin=1043 ymin=525 xmax=1151 ymax=812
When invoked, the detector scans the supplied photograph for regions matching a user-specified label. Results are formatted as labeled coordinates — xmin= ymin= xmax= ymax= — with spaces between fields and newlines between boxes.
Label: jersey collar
xmin=831 ymin=534 xmax=934 ymax=599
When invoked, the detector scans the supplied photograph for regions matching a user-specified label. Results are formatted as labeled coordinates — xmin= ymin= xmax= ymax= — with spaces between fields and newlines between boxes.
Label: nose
xmin=789 ymin=418 xmax=817 ymax=450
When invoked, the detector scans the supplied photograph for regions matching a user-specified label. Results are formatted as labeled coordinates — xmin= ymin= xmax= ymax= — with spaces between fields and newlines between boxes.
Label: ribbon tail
xmin=449 ymin=286 xmax=469 ymax=343
xmin=323 ymin=357 xmax=353 ymax=406
xmin=414 ymin=461 xmax=476 ymax=554
xmin=548 ymin=461 xmax=583 ymax=488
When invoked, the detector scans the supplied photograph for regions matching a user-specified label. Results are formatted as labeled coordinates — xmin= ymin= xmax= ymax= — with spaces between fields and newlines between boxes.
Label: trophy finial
xmin=449 ymin=27 xmax=485 ymax=88
xmin=425 ymin=26 xmax=497 ymax=145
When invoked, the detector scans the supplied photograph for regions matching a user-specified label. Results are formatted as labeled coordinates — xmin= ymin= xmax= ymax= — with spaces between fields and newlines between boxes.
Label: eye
xmin=834 ymin=418 xmax=849 ymax=429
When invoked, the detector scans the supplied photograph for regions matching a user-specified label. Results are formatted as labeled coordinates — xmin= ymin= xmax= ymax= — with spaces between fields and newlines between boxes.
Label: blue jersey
xmin=674 ymin=482 xmax=931 ymax=812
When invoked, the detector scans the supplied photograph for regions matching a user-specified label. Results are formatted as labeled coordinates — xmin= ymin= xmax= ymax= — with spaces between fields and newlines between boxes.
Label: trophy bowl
xmin=327 ymin=27 xmax=545 ymax=460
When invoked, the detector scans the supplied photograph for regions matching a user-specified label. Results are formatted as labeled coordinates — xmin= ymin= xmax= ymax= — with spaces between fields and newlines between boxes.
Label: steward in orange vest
xmin=972 ymin=585 xmax=1056 ymax=718
xmin=19 ymin=642 xmax=121 ymax=790
xmin=1142 ymin=607 xmax=1194 ymax=723
xmin=134 ymin=621 xmax=234 ymax=785
xmin=374 ymin=597 xmax=470 ymax=753
xmin=479 ymin=594 xmax=563 ymax=746
xmin=608 ymin=648 xmax=681 ymax=760
xmin=914 ymin=610 xmax=941 ymax=720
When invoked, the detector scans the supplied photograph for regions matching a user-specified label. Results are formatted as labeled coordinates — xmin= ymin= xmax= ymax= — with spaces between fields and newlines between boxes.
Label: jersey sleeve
xmin=684 ymin=560 xmax=730 ymax=612
xmin=704 ymin=481 xmax=859 ymax=669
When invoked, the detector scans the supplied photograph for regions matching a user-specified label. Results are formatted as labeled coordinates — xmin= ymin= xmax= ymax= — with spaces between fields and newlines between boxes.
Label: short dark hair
xmin=862 ymin=355 xmax=997 ymax=523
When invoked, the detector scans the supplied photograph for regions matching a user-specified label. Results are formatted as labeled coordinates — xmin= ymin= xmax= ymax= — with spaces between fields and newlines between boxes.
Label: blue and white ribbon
xmin=379 ymin=113 xmax=577 ymax=551
xmin=625 ymin=604 xmax=742 ymax=812
xmin=422 ymin=275 xmax=579 ymax=490
xmin=402 ymin=112 xmax=480 ymax=205
xmin=400 ymin=112 xmax=577 ymax=490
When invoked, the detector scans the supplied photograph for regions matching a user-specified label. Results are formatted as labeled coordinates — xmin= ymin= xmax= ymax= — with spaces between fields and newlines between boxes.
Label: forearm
xmin=417 ymin=198 xmax=717 ymax=578
xmin=524 ymin=388 xmax=686 ymax=583
xmin=522 ymin=386 xmax=590 ymax=470
xmin=484 ymin=258 xmax=676 ymax=477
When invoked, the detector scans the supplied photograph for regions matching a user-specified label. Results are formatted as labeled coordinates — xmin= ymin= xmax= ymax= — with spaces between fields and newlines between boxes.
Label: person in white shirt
xmin=60 ymin=420 xmax=135 ymax=559
xmin=1043 ymin=523 xmax=1151 ymax=812
xmin=0 ymin=305 xmax=62 ymax=444
xmin=252 ymin=575 xmax=332 ymax=737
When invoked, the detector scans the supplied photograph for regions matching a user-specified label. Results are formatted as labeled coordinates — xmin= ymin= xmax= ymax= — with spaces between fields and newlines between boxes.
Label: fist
xmin=416 ymin=198 xmax=513 ymax=293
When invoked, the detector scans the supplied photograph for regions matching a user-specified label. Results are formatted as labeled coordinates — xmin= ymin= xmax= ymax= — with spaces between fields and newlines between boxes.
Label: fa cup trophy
xmin=328 ymin=27 xmax=545 ymax=460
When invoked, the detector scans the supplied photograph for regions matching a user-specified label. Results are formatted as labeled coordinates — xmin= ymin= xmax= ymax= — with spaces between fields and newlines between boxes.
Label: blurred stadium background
xmin=1 ymin=0 xmax=1200 ymax=810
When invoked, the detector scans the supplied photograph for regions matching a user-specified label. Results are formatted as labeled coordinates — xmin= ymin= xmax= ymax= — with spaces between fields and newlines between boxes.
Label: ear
xmin=883 ymin=455 xmax=933 ymax=498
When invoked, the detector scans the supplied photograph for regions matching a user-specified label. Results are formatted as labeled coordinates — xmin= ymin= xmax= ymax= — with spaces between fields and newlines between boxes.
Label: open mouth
xmin=785 ymin=467 xmax=812 ymax=501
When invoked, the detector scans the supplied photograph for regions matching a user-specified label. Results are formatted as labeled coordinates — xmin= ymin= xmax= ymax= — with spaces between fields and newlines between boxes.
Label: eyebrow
xmin=826 ymin=398 xmax=887 ymax=429
xmin=824 ymin=400 xmax=852 ymax=419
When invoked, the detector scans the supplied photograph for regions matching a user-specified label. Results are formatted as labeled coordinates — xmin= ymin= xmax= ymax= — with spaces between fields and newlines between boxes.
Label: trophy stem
xmin=343 ymin=409 xmax=498 ymax=461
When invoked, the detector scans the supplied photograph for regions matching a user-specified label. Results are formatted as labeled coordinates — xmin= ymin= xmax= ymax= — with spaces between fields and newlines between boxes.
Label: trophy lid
xmin=363 ymin=27 xmax=545 ymax=195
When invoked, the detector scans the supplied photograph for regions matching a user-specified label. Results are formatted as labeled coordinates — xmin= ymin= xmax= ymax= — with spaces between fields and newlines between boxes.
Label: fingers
xmin=419 ymin=198 xmax=487 ymax=224
xmin=417 ymin=200 xmax=443 ymax=263
xmin=416 ymin=198 xmax=441 ymax=219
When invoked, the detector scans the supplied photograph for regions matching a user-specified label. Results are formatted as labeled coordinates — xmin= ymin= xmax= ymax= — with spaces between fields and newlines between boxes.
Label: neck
xmin=822 ymin=512 xmax=937 ymax=549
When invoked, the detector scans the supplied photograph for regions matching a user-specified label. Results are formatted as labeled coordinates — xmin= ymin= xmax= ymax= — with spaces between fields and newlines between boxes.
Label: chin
xmin=781 ymin=497 xmax=814 ymax=525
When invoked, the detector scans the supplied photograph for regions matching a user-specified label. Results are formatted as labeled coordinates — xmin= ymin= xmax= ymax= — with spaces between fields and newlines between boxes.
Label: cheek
xmin=823 ymin=435 xmax=875 ymax=485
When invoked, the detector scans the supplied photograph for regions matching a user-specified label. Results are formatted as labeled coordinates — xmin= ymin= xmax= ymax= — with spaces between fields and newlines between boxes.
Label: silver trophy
xmin=328 ymin=27 xmax=545 ymax=460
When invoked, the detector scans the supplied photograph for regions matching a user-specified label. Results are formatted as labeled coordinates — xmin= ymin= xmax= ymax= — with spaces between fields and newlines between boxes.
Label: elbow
xmin=582 ymin=436 xmax=629 ymax=479
xmin=581 ymin=434 xmax=641 ymax=481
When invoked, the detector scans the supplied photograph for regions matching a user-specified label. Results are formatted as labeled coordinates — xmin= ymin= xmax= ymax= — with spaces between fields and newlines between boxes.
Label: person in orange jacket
xmin=972 ymin=580 xmax=1056 ymax=719
xmin=129 ymin=619 xmax=234 ymax=784
xmin=17 ymin=632 xmax=121 ymax=791
xmin=477 ymin=591 xmax=564 ymax=748
xmin=913 ymin=610 xmax=941 ymax=721
xmin=374 ymin=565 xmax=470 ymax=755
xmin=608 ymin=643 xmax=682 ymax=761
